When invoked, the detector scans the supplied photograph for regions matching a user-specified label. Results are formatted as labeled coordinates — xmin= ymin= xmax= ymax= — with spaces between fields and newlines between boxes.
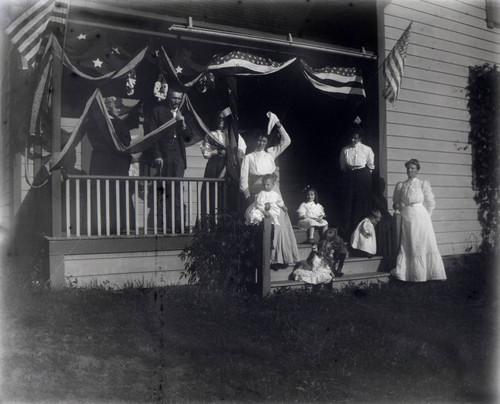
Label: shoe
xmin=308 ymin=238 xmax=315 ymax=244
xmin=335 ymin=271 xmax=344 ymax=278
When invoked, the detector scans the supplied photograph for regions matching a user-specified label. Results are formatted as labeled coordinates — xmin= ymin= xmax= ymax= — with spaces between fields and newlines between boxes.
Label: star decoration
xmin=77 ymin=33 xmax=87 ymax=40
xmin=111 ymin=47 xmax=120 ymax=55
xmin=93 ymin=58 xmax=103 ymax=68
xmin=175 ymin=65 xmax=183 ymax=74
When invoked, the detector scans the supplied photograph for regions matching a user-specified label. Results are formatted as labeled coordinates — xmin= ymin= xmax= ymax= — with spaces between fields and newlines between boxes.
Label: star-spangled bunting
xmin=63 ymin=29 xmax=132 ymax=76
xmin=51 ymin=29 xmax=149 ymax=80
xmin=5 ymin=0 xmax=68 ymax=69
xmin=383 ymin=22 xmax=412 ymax=103
xmin=301 ymin=60 xmax=366 ymax=98
xmin=207 ymin=50 xmax=296 ymax=75
xmin=50 ymin=89 xmax=212 ymax=171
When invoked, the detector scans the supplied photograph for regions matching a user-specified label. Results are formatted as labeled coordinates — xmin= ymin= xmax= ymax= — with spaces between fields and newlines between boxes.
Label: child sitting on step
xmin=350 ymin=209 xmax=382 ymax=258
xmin=245 ymin=173 xmax=287 ymax=226
xmin=297 ymin=186 xmax=328 ymax=244
xmin=291 ymin=228 xmax=347 ymax=284
xmin=328 ymin=228 xmax=348 ymax=278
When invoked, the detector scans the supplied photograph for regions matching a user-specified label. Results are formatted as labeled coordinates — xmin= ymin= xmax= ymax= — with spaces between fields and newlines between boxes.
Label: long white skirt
xmin=391 ymin=204 xmax=446 ymax=282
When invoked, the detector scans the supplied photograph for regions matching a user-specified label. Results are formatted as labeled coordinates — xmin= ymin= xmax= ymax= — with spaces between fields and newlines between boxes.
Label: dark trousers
xmin=148 ymin=151 xmax=185 ymax=232
xmin=201 ymin=155 xmax=225 ymax=224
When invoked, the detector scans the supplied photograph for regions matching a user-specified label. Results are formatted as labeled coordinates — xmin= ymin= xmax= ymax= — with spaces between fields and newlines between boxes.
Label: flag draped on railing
xmin=5 ymin=0 xmax=68 ymax=69
xmin=301 ymin=60 xmax=366 ymax=99
xmin=383 ymin=22 xmax=412 ymax=104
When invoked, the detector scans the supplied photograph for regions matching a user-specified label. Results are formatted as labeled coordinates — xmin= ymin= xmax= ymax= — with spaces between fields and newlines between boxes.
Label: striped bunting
xmin=383 ymin=22 xmax=412 ymax=103
xmin=301 ymin=60 xmax=366 ymax=98
xmin=208 ymin=50 xmax=296 ymax=75
xmin=5 ymin=0 xmax=68 ymax=69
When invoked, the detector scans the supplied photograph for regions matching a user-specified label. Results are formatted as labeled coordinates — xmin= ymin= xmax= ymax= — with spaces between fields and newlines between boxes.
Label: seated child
xmin=291 ymin=237 xmax=334 ymax=285
xmin=328 ymin=228 xmax=348 ymax=277
xmin=245 ymin=173 xmax=287 ymax=226
xmin=297 ymin=186 xmax=328 ymax=243
xmin=350 ymin=209 xmax=382 ymax=257
xmin=290 ymin=228 xmax=347 ymax=283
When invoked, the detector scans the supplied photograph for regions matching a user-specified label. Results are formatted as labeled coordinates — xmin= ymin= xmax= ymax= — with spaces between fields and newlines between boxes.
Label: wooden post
xmin=260 ymin=216 xmax=272 ymax=296
xmin=50 ymin=57 xmax=62 ymax=237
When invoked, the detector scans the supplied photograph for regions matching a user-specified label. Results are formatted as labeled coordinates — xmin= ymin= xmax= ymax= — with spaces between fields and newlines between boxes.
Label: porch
xmin=49 ymin=173 xmax=395 ymax=293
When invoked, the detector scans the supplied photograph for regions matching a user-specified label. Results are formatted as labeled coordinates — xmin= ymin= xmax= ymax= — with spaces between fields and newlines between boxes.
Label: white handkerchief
xmin=266 ymin=111 xmax=279 ymax=135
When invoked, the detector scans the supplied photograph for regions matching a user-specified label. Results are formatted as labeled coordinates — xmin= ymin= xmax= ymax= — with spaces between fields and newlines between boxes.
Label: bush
xmin=180 ymin=214 xmax=259 ymax=294
xmin=467 ymin=64 xmax=499 ymax=253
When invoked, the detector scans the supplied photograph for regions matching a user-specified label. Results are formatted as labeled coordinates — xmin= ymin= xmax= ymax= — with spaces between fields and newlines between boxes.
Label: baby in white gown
xmin=245 ymin=174 xmax=287 ymax=226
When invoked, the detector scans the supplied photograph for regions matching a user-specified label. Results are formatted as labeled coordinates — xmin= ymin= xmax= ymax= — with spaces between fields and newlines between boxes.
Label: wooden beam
xmin=260 ymin=217 xmax=272 ymax=297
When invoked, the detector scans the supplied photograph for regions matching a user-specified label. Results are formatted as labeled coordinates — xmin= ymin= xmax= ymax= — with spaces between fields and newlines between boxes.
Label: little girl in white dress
xmin=297 ymin=186 xmax=328 ymax=243
xmin=245 ymin=174 xmax=287 ymax=226
xmin=350 ymin=209 xmax=382 ymax=257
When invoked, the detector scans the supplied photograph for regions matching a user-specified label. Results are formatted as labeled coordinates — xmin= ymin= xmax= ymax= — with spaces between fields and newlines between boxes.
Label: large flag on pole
xmin=5 ymin=0 xmax=68 ymax=69
xmin=383 ymin=22 xmax=412 ymax=103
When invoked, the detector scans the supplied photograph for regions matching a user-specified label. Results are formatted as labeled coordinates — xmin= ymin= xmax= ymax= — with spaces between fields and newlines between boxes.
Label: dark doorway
xmin=237 ymin=60 xmax=378 ymax=227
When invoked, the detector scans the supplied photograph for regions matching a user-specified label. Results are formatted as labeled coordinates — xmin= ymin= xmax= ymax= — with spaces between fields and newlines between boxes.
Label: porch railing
xmin=62 ymin=174 xmax=226 ymax=237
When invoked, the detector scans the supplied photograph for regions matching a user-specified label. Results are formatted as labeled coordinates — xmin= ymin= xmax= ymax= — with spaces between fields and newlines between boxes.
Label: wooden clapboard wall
xmin=383 ymin=0 xmax=500 ymax=256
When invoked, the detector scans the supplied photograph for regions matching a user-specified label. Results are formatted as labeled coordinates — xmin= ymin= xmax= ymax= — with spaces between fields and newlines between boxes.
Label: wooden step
xmin=271 ymin=271 xmax=390 ymax=291
xmin=270 ymin=255 xmax=387 ymax=282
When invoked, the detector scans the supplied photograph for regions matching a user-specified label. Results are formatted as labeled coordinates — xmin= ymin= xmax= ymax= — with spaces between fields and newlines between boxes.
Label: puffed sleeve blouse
xmin=240 ymin=126 xmax=291 ymax=198
xmin=393 ymin=177 xmax=436 ymax=216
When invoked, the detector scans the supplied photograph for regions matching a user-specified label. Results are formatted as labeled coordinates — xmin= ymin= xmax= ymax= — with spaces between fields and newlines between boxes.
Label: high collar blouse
xmin=339 ymin=142 xmax=375 ymax=171
xmin=393 ymin=177 xmax=436 ymax=216
xmin=239 ymin=126 xmax=291 ymax=197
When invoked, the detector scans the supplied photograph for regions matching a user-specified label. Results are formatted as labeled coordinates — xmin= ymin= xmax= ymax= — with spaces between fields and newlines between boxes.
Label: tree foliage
xmin=467 ymin=64 xmax=499 ymax=253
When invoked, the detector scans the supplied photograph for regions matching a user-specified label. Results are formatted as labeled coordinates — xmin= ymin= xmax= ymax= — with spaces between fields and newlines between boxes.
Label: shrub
xmin=467 ymin=64 xmax=499 ymax=253
xmin=180 ymin=214 xmax=259 ymax=294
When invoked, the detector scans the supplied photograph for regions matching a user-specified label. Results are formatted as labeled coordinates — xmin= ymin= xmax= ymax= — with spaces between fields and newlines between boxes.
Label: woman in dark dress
xmin=87 ymin=96 xmax=133 ymax=234
xmin=200 ymin=108 xmax=246 ymax=220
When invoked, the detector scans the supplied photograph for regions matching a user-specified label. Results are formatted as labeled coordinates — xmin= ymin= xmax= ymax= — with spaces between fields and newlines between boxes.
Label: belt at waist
xmin=404 ymin=202 xmax=423 ymax=208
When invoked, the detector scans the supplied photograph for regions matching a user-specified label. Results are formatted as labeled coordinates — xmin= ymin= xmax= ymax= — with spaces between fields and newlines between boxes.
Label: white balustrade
xmin=62 ymin=174 xmax=225 ymax=238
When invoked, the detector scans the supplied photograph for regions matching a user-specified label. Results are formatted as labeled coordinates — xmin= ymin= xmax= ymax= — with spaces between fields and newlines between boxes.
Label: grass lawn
xmin=1 ymin=254 xmax=497 ymax=403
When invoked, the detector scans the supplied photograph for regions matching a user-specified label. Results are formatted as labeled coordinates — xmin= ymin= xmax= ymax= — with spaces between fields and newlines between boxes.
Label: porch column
xmin=51 ymin=57 xmax=62 ymax=237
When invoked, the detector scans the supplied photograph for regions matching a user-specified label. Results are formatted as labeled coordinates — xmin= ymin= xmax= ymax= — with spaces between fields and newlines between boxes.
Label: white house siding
xmin=383 ymin=0 xmax=500 ymax=256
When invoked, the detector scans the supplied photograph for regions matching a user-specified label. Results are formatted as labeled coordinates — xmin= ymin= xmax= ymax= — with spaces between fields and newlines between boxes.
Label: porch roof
xmin=68 ymin=0 xmax=378 ymax=53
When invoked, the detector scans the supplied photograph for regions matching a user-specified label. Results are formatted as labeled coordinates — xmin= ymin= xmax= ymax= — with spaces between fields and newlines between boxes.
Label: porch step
xmin=270 ymin=271 xmax=391 ymax=291
xmin=270 ymin=255 xmax=387 ymax=282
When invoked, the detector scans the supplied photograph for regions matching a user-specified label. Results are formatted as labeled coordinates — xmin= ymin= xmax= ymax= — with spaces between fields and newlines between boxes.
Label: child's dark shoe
xmin=335 ymin=271 xmax=344 ymax=278
xmin=308 ymin=237 xmax=315 ymax=244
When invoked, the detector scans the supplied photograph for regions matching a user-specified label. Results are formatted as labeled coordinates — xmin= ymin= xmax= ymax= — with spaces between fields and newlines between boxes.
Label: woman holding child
xmin=240 ymin=112 xmax=300 ymax=267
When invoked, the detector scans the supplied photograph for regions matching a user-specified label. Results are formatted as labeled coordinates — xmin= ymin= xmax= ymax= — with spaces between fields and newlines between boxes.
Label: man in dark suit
xmin=148 ymin=86 xmax=192 ymax=232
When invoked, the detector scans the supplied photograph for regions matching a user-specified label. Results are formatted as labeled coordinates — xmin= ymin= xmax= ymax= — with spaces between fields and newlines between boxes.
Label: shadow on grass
xmin=2 ymin=252 xmax=497 ymax=403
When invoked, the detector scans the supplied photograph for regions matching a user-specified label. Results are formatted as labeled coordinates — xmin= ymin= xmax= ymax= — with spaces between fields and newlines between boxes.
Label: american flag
xmin=208 ymin=50 xmax=296 ymax=75
xmin=383 ymin=22 xmax=412 ymax=103
xmin=5 ymin=0 xmax=68 ymax=69
xmin=301 ymin=60 xmax=366 ymax=98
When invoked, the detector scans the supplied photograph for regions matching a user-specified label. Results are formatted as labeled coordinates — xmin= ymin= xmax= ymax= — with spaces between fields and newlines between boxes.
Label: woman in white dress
xmin=391 ymin=159 xmax=446 ymax=282
xmin=240 ymin=112 xmax=300 ymax=267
